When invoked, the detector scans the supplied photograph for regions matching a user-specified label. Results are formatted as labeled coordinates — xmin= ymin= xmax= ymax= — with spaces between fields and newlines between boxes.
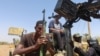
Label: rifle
xmin=39 ymin=9 xmax=46 ymax=56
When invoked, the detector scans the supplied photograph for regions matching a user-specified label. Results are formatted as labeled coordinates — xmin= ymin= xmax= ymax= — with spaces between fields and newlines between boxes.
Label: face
xmin=35 ymin=24 xmax=44 ymax=35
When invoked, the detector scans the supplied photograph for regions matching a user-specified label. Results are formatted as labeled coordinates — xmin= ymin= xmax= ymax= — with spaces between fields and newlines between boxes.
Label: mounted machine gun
xmin=54 ymin=0 xmax=100 ymax=56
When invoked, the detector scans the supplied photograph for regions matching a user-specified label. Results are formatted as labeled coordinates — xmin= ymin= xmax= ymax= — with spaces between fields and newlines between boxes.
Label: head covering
xmin=73 ymin=33 xmax=82 ymax=38
xmin=87 ymin=38 xmax=99 ymax=47
xmin=73 ymin=33 xmax=82 ymax=42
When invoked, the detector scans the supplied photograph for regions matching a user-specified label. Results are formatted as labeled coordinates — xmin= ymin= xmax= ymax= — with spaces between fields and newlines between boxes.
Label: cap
xmin=73 ymin=33 xmax=82 ymax=42
xmin=73 ymin=33 xmax=82 ymax=38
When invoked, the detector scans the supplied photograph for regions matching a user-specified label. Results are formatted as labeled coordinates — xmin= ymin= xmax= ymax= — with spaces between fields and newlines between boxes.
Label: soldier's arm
xmin=13 ymin=43 xmax=40 ymax=55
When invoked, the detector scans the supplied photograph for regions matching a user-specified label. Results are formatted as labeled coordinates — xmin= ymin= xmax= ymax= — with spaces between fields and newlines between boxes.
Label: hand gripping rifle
xmin=39 ymin=9 xmax=46 ymax=56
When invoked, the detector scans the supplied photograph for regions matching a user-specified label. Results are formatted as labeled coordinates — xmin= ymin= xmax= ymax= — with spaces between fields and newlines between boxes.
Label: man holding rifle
xmin=13 ymin=20 xmax=55 ymax=56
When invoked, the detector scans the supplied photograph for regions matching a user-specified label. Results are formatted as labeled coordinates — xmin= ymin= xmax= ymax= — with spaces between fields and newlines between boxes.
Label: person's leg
xmin=93 ymin=44 xmax=100 ymax=55
xmin=53 ymin=31 xmax=63 ymax=51
xmin=61 ymin=32 xmax=66 ymax=50
xmin=53 ymin=33 xmax=58 ymax=52
xmin=86 ymin=47 xmax=97 ymax=56
xmin=74 ymin=47 xmax=97 ymax=56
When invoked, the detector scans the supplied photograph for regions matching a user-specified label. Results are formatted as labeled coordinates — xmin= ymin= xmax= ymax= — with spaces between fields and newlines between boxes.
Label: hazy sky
xmin=0 ymin=0 xmax=100 ymax=43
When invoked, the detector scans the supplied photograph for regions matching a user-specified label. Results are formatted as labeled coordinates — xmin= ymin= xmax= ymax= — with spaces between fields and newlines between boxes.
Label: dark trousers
xmin=92 ymin=44 xmax=100 ymax=56
xmin=74 ymin=47 xmax=99 ymax=56
xmin=52 ymin=31 xmax=65 ymax=51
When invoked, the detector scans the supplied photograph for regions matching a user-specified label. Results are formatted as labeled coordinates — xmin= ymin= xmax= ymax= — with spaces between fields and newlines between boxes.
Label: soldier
xmin=13 ymin=20 xmax=55 ymax=56
xmin=48 ymin=14 xmax=65 ymax=53
xmin=73 ymin=35 xmax=99 ymax=56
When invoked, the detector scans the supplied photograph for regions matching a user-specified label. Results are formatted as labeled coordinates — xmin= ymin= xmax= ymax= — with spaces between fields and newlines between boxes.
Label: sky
xmin=0 ymin=0 xmax=100 ymax=43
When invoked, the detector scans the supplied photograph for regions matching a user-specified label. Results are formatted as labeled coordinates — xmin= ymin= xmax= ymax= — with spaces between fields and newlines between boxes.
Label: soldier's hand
xmin=36 ymin=37 xmax=48 ymax=45
xmin=41 ymin=37 xmax=48 ymax=44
